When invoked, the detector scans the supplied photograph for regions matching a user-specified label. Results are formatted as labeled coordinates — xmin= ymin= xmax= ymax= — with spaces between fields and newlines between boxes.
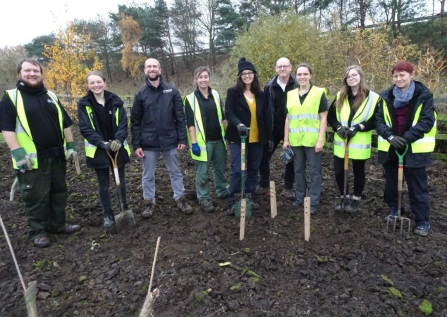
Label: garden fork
xmin=386 ymin=145 xmax=411 ymax=235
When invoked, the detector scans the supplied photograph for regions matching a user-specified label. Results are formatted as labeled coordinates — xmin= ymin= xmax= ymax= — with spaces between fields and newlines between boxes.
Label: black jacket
xmin=376 ymin=81 xmax=435 ymax=168
xmin=264 ymin=75 xmax=297 ymax=136
xmin=131 ymin=77 xmax=187 ymax=151
xmin=224 ymin=87 xmax=272 ymax=145
xmin=78 ymin=90 xmax=129 ymax=169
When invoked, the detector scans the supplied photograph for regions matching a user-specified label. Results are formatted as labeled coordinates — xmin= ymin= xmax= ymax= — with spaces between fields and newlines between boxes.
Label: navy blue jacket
xmin=131 ymin=77 xmax=187 ymax=151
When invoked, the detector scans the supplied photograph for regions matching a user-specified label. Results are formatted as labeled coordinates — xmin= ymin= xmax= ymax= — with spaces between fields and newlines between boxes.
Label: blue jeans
xmin=229 ymin=142 xmax=263 ymax=202
xmin=142 ymin=148 xmax=185 ymax=202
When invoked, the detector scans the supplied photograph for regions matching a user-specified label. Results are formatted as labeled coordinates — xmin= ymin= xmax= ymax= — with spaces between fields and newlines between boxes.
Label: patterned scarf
xmin=393 ymin=80 xmax=415 ymax=108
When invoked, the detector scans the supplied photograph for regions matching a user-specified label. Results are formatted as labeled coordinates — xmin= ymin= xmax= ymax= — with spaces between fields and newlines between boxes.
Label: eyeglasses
xmin=346 ymin=73 xmax=359 ymax=80
xmin=276 ymin=65 xmax=290 ymax=69
xmin=241 ymin=71 xmax=254 ymax=77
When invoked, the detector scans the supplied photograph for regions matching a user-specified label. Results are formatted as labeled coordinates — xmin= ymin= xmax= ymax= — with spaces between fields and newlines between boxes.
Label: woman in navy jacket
xmin=225 ymin=58 xmax=272 ymax=214
xmin=78 ymin=71 xmax=130 ymax=228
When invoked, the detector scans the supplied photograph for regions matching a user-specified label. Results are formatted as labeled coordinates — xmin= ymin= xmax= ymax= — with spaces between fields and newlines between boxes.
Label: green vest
xmin=377 ymin=101 xmax=436 ymax=153
xmin=6 ymin=89 xmax=65 ymax=169
xmin=183 ymin=90 xmax=226 ymax=162
xmin=287 ymin=86 xmax=326 ymax=147
xmin=83 ymin=106 xmax=131 ymax=158
xmin=333 ymin=91 xmax=379 ymax=159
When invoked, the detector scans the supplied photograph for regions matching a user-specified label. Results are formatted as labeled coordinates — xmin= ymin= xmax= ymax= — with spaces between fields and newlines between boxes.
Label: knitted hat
xmin=237 ymin=57 xmax=257 ymax=76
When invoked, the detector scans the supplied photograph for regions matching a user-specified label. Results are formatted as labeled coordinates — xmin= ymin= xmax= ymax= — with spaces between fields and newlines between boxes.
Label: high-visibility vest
xmin=377 ymin=101 xmax=437 ymax=153
xmin=84 ymin=106 xmax=131 ymax=158
xmin=183 ymin=89 xmax=226 ymax=161
xmin=287 ymin=86 xmax=326 ymax=147
xmin=6 ymin=89 xmax=66 ymax=169
xmin=333 ymin=91 xmax=379 ymax=159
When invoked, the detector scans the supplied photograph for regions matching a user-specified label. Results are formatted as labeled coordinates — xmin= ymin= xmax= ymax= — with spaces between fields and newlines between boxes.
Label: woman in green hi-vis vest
xmin=283 ymin=63 xmax=328 ymax=215
xmin=328 ymin=65 xmax=380 ymax=214
xmin=184 ymin=67 xmax=228 ymax=213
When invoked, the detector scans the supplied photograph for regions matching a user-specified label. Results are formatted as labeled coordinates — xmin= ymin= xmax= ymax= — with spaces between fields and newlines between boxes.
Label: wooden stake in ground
xmin=270 ymin=181 xmax=277 ymax=218
xmin=304 ymin=197 xmax=311 ymax=242
xmin=139 ymin=237 xmax=161 ymax=317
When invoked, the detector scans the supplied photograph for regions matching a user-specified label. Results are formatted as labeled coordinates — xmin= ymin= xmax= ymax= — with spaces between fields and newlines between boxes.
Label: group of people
xmin=0 ymin=56 xmax=436 ymax=248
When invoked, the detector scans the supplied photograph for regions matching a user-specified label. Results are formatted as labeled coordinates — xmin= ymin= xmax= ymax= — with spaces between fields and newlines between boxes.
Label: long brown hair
xmin=336 ymin=65 xmax=368 ymax=112
xmin=295 ymin=62 xmax=313 ymax=86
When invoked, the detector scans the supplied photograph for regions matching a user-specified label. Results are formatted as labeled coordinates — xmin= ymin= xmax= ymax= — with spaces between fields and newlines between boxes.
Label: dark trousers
xmin=259 ymin=133 xmax=294 ymax=189
xmin=17 ymin=157 xmax=67 ymax=239
xmin=229 ymin=142 xmax=263 ymax=202
xmin=383 ymin=161 xmax=430 ymax=225
xmin=95 ymin=166 xmax=128 ymax=215
xmin=333 ymin=156 xmax=366 ymax=197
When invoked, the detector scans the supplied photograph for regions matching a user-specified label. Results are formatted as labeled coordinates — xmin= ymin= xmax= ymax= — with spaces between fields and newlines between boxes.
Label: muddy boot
xmin=200 ymin=199 xmax=214 ymax=213
xmin=345 ymin=198 xmax=360 ymax=213
xmin=177 ymin=195 xmax=193 ymax=215
xmin=334 ymin=197 xmax=348 ymax=211
xmin=33 ymin=234 xmax=50 ymax=248
xmin=103 ymin=212 xmax=115 ymax=228
xmin=226 ymin=201 xmax=235 ymax=216
xmin=142 ymin=200 xmax=155 ymax=219
xmin=281 ymin=188 xmax=295 ymax=201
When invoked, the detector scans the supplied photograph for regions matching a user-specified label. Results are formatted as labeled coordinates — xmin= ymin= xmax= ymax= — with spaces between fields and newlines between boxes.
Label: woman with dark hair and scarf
xmin=376 ymin=61 xmax=436 ymax=236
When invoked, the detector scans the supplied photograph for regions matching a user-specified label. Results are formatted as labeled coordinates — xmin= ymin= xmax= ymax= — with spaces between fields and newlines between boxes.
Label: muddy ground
xmin=0 ymin=127 xmax=446 ymax=317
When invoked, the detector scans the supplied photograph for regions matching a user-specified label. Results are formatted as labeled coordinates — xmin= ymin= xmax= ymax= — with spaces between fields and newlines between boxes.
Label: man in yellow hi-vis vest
xmin=376 ymin=61 xmax=436 ymax=237
xmin=0 ymin=58 xmax=80 ymax=248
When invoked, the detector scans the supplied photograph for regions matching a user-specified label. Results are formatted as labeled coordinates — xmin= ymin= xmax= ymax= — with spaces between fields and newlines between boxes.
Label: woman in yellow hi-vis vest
xmin=328 ymin=65 xmax=380 ymax=213
xmin=78 ymin=71 xmax=131 ymax=228
xmin=283 ymin=63 xmax=328 ymax=215
xmin=376 ymin=61 xmax=436 ymax=237
xmin=184 ymin=67 xmax=228 ymax=213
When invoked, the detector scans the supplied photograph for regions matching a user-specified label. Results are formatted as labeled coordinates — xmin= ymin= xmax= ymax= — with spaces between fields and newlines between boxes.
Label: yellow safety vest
xmin=333 ymin=91 xmax=379 ymax=159
xmin=6 ymin=89 xmax=65 ymax=169
xmin=377 ymin=101 xmax=437 ymax=153
xmin=183 ymin=89 xmax=226 ymax=162
xmin=84 ymin=106 xmax=131 ymax=158
xmin=287 ymin=86 xmax=326 ymax=147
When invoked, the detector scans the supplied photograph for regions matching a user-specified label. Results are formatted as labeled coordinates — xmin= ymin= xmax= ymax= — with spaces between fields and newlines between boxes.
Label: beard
xmin=146 ymin=72 xmax=160 ymax=81
xmin=19 ymin=75 xmax=43 ymax=88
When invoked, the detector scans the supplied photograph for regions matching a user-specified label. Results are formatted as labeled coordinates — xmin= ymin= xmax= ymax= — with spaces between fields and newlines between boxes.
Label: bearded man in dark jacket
xmin=131 ymin=58 xmax=193 ymax=217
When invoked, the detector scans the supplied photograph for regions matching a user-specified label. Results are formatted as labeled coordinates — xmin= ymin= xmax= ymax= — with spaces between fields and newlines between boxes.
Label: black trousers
xmin=95 ymin=166 xmax=128 ymax=216
xmin=382 ymin=160 xmax=430 ymax=225
xmin=333 ymin=156 xmax=366 ymax=197
xmin=259 ymin=133 xmax=294 ymax=189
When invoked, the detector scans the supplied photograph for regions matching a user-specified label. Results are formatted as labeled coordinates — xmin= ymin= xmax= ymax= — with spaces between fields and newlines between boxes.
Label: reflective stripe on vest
xmin=333 ymin=91 xmax=379 ymax=159
xmin=286 ymin=86 xmax=325 ymax=147
xmin=6 ymin=89 xmax=65 ymax=169
xmin=184 ymin=89 xmax=226 ymax=162
xmin=377 ymin=101 xmax=436 ymax=153
xmin=84 ymin=106 xmax=131 ymax=158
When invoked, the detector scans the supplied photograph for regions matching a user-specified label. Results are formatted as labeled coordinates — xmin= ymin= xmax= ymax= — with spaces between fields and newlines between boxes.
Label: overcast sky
xmin=0 ymin=0 xmax=441 ymax=47
xmin=0 ymin=0 xmax=147 ymax=47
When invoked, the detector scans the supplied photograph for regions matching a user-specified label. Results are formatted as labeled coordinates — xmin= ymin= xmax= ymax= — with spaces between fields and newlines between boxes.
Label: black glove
xmin=347 ymin=124 xmax=361 ymax=138
xmin=268 ymin=140 xmax=274 ymax=152
xmin=237 ymin=123 xmax=247 ymax=136
xmin=336 ymin=125 xmax=348 ymax=139
xmin=99 ymin=141 xmax=111 ymax=150
xmin=388 ymin=135 xmax=407 ymax=149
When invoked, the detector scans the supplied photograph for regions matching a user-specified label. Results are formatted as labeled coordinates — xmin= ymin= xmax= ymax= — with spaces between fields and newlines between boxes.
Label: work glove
xmin=280 ymin=146 xmax=294 ymax=164
xmin=110 ymin=140 xmax=122 ymax=152
xmin=237 ymin=123 xmax=247 ymax=136
xmin=388 ymin=135 xmax=407 ymax=150
xmin=336 ymin=125 xmax=348 ymax=139
xmin=347 ymin=124 xmax=361 ymax=138
xmin=11 ymin=147 xmax=34 ymax=173
xmin=65 ymin=142 xmax=77 ymax=162
xmin=99 ymin=141 xmax=111 ymax=150
xmin=191 ymin=143 xmax=201 ymax=156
